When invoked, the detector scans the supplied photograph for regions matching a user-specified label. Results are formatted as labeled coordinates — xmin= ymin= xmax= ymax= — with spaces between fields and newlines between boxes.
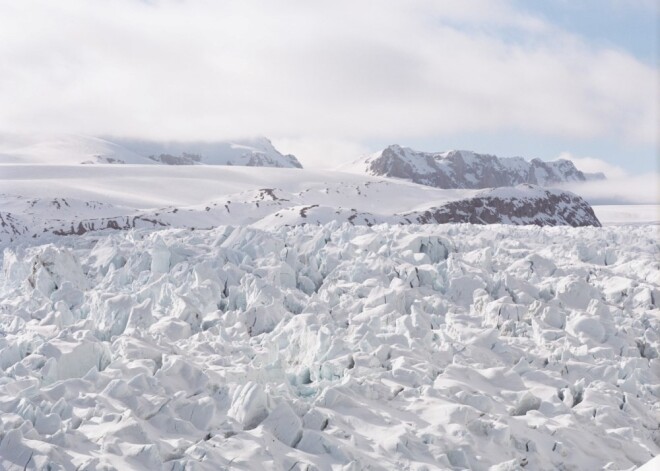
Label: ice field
xmin=0 ymin=222 xmax=658 ymax=470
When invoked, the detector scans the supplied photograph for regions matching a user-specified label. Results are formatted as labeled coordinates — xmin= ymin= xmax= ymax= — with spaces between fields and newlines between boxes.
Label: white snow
xmin=0 ymin=164 xmax=465 ymax=210
xmin=0 ymin=134 xmax=156 ymax=165
xmin=0 ymin=134 xmax=301 ymax=168
xmin=592 ymin=205 xmax=660 ymax=225
xmin=0 ymin=222 xmax=658 ymax=470
xmin=475 ymin=184 xmax=567 ymax=200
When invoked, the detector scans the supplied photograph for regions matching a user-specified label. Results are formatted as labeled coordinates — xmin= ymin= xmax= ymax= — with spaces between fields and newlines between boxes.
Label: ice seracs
xmin=0 ymin=223 xmax=658 ymax=469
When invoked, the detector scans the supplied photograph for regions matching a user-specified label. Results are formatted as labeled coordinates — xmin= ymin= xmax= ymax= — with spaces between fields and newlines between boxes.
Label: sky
xmin=0 ymin=0 xmax=658 ymax=177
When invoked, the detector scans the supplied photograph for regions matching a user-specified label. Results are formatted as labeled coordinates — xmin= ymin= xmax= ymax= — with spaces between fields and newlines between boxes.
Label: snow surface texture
xmin=345 ymin=145 xmax=604 ymax=189
xmin=0 ymin=134 xmax=302 ymax=168
xmin=0 ymin=159 xmax=601 ymax=249
xmin=0 ymin=184 xmax=599 ymax=248
xmin=0 ymin=223 xmax=658 ymax=470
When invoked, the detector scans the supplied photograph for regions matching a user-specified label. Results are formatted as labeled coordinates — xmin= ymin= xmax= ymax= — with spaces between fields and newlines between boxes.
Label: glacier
xmin=0 ymin=223 xmax=658 ymax=470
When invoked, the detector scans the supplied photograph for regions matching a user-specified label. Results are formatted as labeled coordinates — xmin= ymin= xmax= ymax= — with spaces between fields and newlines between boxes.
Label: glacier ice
xmin=0 ymin=223 xmax=658 ymax=470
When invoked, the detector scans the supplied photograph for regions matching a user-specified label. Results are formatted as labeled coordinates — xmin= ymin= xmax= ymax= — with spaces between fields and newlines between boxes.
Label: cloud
xmin=271 ymin=137 xmax=370 ymax=170
xmin=555 ymin=152 xmax=628 ymax=179
xmin=0 ymin=0 xmax=657 ymax=156
xmin=559 ymin=173 xmax=660 ymax=205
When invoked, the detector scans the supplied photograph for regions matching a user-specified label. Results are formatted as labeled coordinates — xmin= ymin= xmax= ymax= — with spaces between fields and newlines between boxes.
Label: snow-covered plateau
xmin=0 ymin=164 xmax=610 ymax=250
xmin=0 ymin=222 xmax=658 ymax=470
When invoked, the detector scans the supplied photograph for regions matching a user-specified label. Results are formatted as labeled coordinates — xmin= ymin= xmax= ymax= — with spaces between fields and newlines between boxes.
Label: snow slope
xmin=0 ymin=165 xmax=601 ymax=249
xmin=0 ymin=134 xmax=302 ymax=168
xmin=592 ymin=205 xmax=660 ymax=226
xmin=255 ymin=185 xmax=600 ymax=229
xmin=344 ymin=144 xmax=604 ymax=189
xmin=0 ymin=134 xmax=155 ymax=165
xmin=0 ymin=223 xmax=658 ymax=470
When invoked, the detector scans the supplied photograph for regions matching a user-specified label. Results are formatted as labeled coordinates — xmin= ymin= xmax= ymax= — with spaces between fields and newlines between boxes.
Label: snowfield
xmin=0 ymin=164 xmax=608 ymax=250
xmin=0 ymin=223 xmax=658 ymax=470
xmin=0 ymin=134 xmax=302 ymax=168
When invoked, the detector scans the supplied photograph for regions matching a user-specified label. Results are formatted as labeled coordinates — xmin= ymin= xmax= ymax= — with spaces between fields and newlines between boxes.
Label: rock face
xmin=405 ymin=185 xmax=602 ymax=227
xmin=357 ymin=144 xmax=604 ymax=189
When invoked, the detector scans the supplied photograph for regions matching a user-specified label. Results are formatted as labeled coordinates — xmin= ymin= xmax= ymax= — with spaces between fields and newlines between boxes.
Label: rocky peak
xmin=359 ymin=145 xmax=604 ymax=189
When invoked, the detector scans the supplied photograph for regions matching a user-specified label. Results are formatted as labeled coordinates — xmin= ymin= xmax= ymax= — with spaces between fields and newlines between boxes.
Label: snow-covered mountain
xmin=0 ymin=134 xmax=302 ymax=168
xmin=118 ymin=137 xmax=302 ymax=168
xmin=345 ymin=144 xmax=605 ymax=188
xmin=0 ymin=163 xmax=602 ymax=248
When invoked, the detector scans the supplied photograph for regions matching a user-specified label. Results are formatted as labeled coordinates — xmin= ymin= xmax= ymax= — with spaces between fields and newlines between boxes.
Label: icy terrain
xmin=0 ymin=223 xmax=658 ymax=470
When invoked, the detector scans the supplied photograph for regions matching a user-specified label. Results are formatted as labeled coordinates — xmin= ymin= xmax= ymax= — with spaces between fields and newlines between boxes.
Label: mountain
xmin=0 ymin=134 xmax=302 ymax=168
xmin=345 ymin=144 xmax=605 ymax=189
xmin=117 ymin=136 xmax=302 ymax=168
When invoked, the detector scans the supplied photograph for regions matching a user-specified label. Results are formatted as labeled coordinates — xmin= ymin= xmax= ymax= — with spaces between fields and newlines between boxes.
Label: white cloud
xmin=272 ymin=137 xmax=370 ymax=170
xmin=553 ymin=151 xmax=659 ymax=204
xmin=0 ymin=0 xmax=657 ymax=159
xmin=559 ymin=173 xmax=660 ymax=205
xmin=556 ymin=152 xmax=628 ymax=179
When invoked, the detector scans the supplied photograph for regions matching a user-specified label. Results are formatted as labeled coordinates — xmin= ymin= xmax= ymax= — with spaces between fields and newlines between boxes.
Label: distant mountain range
xmin=1 ymin=135 xmax=606 ymax=190
xmin=0 ymin=134 xmax=303 ymax=168
xmin=344 ymin=144 xmax=605 ymax=189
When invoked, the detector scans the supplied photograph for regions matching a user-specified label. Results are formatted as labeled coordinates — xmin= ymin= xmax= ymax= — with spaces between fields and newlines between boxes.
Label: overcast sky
xmin=0 ymin=0 xmax=657 ymax=174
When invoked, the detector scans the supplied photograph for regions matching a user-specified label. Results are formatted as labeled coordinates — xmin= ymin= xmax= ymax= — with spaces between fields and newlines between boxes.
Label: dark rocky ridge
xmin=405 ymin=185 xmax=601 ymax=227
